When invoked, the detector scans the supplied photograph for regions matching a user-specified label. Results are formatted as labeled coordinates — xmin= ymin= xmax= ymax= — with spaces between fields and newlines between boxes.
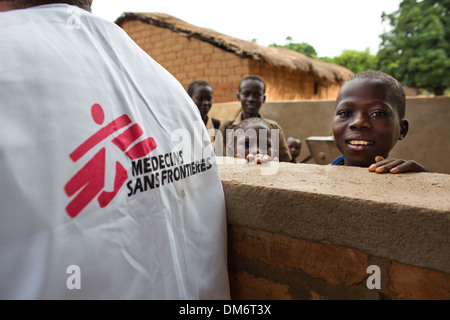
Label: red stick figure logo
xmin=64 ymin=103 xmax=157 ymax=218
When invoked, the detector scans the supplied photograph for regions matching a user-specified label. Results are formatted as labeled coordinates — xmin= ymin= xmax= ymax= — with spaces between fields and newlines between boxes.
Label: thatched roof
xmin=115 ymin=12 xmax=354 ymax=84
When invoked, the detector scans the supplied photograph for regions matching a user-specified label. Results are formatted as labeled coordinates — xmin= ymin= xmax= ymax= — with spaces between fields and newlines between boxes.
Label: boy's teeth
xmin=349 ymin=140 xmax=373 ymax=145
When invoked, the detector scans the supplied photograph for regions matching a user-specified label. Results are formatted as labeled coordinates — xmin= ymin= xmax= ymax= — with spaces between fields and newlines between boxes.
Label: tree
xmin=317 ymin=56 xmax=334 ymax=64
xmin=332 ymin=48 xmax=379 ymax=74
xmin=269 ymin=37 xmax=378 ymax=73
xmin=269 ymin=37 xmax=318 ymax=58
xmin=378 ymin=0 xmax=450 ymax=95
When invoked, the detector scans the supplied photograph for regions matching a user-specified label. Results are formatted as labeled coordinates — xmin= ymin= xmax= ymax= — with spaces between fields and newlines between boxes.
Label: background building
xmin=116 ymin=12 xmax=354 ymax=103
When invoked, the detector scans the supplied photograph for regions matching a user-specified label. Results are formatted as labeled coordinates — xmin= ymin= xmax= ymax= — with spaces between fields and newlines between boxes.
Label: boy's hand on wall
xmin=368 ymin=156 xmax=429 ymax=174
xmin=235 ymin=153 xmax=279 ymax=164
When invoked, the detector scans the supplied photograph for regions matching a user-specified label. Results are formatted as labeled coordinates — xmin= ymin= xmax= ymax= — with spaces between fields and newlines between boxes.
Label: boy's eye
xmin=337 ymin=110 xmax=352 ymax=117
xmin=242 ymin=92 xmax=262 ymax=99
xmin=370 ymin=110 xmax=387 ymax=117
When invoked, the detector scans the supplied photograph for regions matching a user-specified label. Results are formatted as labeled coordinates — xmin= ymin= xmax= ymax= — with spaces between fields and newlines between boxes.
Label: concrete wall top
xmin=217 ymin=158 xmax=450 ymax=274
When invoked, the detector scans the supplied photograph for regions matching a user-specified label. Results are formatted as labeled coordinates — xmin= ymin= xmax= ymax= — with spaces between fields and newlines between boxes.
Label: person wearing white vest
xmin=0 ymin=0 xmax=230 ymax=299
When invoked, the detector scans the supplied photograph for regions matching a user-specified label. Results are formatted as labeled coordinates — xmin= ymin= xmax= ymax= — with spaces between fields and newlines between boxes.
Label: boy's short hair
xmin=287 ymin=136 xmax=301 ymax=144
xmin=6 ymin=0 xmax=92 ymax=11
xmin=187 ymin=80 xmax=212 ymax=97
xmin=238 ymin=75 xmax=266 ymax=93
xmin=336 ymin=70 xmax=406 ymax=119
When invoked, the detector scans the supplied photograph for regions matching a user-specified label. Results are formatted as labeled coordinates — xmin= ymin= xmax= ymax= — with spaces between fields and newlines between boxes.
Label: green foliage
xmin=332 ymin=48 xmax=379 ymax=74
xmin=317 ymin=56 xmax=335 ymax=64
xmin=269 ymin=37 xmax=318 ymax=58
xmin=269 ymin=37 xmax=378 ymax=73
xmin=377 ymin=0 xmax=450 ymax=95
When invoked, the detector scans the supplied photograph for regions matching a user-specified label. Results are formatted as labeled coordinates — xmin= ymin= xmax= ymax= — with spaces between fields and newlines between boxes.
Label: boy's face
xmin=237 ymin=79 xmax=266 ymax=117
xmin=232 ymin=123 xmax=272 ymax=158
xmin=191 ymin=85 xmax=213 ymax=119
xmin=287 ymin=139 xmax=301 ymax=160
xmin=332 ymin=79 xmax=408 ymax=167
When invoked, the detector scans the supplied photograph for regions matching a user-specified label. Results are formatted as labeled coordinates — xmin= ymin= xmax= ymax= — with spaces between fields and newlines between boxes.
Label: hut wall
xmin=120 ymin=20 xmax=342 ymax=102
xmin=249 ymin=60 xmax=342 ymax=101
xmin=120 ymin=20 xmax=249 ymax=103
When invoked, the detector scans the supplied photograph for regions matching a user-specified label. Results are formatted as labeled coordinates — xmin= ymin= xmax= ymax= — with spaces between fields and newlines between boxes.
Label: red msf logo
xmin=64 ymin=103 xmax=157 ymax=218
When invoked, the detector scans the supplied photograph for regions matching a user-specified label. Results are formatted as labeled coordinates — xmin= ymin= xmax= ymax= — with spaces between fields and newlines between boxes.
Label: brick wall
xmin=228 ymin=225 xmax=450 ymax=300
xmin=218 ymin=160 xmax=450 ymax=300
xmin=249 ymin=61 xmax=341 ymax=101
xmin=121 ymin=20 xmax=249 ymax=103
xmin=120 ymin=20 xmax=343 ymax=102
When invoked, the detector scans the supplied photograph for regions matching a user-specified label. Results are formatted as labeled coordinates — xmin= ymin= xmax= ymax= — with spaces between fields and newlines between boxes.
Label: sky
xmin=91 ymin=0 xmax=402 ymax=58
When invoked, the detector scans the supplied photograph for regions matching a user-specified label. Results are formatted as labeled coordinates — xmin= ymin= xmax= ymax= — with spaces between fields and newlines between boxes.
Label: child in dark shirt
xmin=187 ymin=80 xmax=220 ymax=142
xmin=332 ymin=70 xmax=428 ymax=173
xmin=286 ymin=137 xmax=302 ymax=163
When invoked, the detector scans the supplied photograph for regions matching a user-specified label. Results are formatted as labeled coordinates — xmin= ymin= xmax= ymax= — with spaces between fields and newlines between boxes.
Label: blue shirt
xmin=331 ymin=155 xmax=345 ymax=165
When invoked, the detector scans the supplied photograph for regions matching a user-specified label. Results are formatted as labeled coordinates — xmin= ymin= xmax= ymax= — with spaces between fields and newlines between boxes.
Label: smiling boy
xmin=332 ymin=70 xmax=428 ymax=173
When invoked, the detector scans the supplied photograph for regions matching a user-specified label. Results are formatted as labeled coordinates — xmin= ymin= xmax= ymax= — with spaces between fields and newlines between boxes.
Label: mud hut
xmin=116 ymin=12 xmax=354 ymax=103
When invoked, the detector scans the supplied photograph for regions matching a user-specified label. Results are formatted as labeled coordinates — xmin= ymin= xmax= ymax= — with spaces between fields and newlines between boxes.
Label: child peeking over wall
xmin=332 ymin=70 xmax=428 ymax=173
xmin=228 ymin=117 xmax=279 ymax=164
